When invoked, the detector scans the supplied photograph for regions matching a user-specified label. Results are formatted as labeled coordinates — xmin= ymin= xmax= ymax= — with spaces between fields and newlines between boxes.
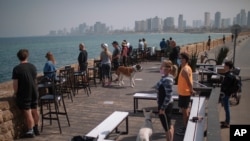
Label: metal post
xmin=233 ymin=31 xmax=237 ymax=66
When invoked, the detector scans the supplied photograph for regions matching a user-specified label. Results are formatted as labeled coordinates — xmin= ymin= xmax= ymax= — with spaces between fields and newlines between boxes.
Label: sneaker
xmin=220 ymin=121 xmax=226 ymax=125
xmin=21 ymin=132 xmax=35 ymax=138
xmin=33 ymin=125 xmax=40 ymax=136
xmin=176 ymin=128 xmax=186 ymax=136
xmin=221 ymin=123 xmax=230 ymax=128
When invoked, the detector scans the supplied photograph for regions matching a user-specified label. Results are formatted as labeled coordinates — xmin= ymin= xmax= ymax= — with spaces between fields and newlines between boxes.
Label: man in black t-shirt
xmin=78 ymin=43 xmax=88 ymax=72
xmin=12 ymin=49 xmax=40 ymax=138
xmin=112 ymin=41 xmax=121 ymax=80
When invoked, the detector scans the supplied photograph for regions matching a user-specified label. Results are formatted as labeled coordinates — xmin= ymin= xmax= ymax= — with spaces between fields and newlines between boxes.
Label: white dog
xmin=136 ymin=109 xmax=153 ymax=141
xmin=116 ymin=64 xmax=142 ymax=88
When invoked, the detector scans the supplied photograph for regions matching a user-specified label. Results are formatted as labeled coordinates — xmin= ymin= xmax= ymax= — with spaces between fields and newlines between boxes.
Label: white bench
xmin=133 ymin=92 xmax=206 ymax=141
xmin=133 ymin=92 xmax=178 ymax=113
xmin=183 ymin=97 xmax=206 ymax=141
xmin=86 ymin=111 xmax=129 ymax=140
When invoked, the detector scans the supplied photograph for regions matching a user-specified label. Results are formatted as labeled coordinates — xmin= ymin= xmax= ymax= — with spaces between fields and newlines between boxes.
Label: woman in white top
xmin=100 ymin=43 xmax=112 ymax=86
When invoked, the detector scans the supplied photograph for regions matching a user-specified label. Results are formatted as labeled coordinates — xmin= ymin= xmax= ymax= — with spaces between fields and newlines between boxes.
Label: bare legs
xmin=181 ymin=107 xmax=190 ymax=127
xmin=166 ymin=125 xmax=174 ymax=141
xmin=23 ymin=108 xmax=39 ymax=130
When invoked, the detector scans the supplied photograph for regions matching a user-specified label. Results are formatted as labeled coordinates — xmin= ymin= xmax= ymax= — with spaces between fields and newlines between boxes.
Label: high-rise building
xmin=163 ymin=17 xmax=175 ymax=31
xmin=240 ymin=9 xmax=247 ymax=26
xmin=221 ymin=18 xmax=231 ymax=28
xmin=135 ymin=20 xmax=149 ymax=32
xmin=247 ymin=11 xmax=250 ymax=27
xmin=151 ymin=16 xmax=162 ymax=32
xmin=204 ymin=12 xmax=211 ymax=28
xmin=236 ymin=13 xmax=241 ymax=25
xmin=214 ymin=12 xmax=221 ymax=28
xmin=192 ymin=20 xmax=202 ymax=28
xmin=94 ymin=22 xmax=108 ymax=33
xmin=178 ymin=14 xmax=184 ymax=31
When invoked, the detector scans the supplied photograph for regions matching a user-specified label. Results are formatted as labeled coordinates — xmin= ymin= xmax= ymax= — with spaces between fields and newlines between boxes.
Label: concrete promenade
xmin=218 ymin=35 xmax=250 ymax=141
xmin=203 ymin=34 xmax=250 ymax=141
xmin=14 ymin=34 xmax=250 ymax=141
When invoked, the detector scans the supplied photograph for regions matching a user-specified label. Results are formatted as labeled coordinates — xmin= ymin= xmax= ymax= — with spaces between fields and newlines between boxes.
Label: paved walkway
xmin=15 ymin=34 xmax=250 ymax=141
xmin=203 ymin=34 xmax=250 ymax=141
xmin=218 ymin=35 xmax=250 ymax=141
xmin=16 ymin=61 xmax=185 ymax=141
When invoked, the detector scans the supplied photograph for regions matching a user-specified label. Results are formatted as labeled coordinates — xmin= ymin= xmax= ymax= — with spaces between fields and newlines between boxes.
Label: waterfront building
xmin=247 ymin=11 xmax=250 ymax=28
xmin=135 ymin=20 xmax=148 ymax=32
xmin=163 ymin=17 xmax=175 ymax=31
xmin=204 ymin=12 xmax=211 ymax=28
xmin=178 ymin=14 xmax=184 ymax=31
xmin=240 ymin=9 xmax=247 ymax=26
xmin=94 ymin=22 xmax=108 ymax=34
xmin=192 ymin=20 xmax=202 ymax=28
xmin=214 ymin=12 xmax=221 ymax=29
xmin=221 ymin=18 xmax=231 ymax=29
xmin=151 ymin=16 xmax=162 ymax=32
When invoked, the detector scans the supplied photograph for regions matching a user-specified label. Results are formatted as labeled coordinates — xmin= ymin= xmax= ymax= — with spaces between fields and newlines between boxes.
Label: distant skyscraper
xmin=192 ymin=20 xmax=202 ymax=28
xmin=240 ymin=9 xmax=247 ymax=26
xmin=178 ymin=14 xmax=184 ymax=31
xmin=163 ymin=17 xmax=175 ymax=31
xmin=221 ymin=18 xmax=231 ymax=28
xmin=151 ymin=16 xmax=162 ymax=32
xmin=94 ymin=22 xmax=107 ymax=33
xmin=214 ymin=12 xmax=221 ymax=28
xmin=247 ymin=11 xmax=250 ymax=27
xmin=204 ymin=12 xmax=211 ymax=28
xmin=236 ymin=13 xmax=241 ymax=25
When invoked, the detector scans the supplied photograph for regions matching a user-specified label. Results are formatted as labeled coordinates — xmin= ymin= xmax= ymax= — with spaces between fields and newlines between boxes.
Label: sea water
xmin=0 ymin=33 xmax=228 ymax=83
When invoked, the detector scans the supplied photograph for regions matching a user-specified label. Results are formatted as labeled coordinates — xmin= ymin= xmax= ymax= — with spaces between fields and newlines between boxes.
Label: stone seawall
xmin=0 ymin=32 xmax=249 ymax=140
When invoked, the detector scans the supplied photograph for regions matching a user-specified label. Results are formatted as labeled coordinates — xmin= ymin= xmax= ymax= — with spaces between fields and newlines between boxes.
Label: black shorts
xmin=178 ymin=95 xmax=191 ymax=109
xmin=16 ymin=98 xmax=38 ymax=110
xmin=159 ymin=103 xmax=173 ymax=131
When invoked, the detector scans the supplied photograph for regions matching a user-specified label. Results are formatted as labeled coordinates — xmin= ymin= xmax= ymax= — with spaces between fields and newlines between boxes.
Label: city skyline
xmin=1 ymin=0 xmax=250 ymax=37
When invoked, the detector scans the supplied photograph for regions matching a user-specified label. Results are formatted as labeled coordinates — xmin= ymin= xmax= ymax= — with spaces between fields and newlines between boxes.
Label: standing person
xmin=100 ymin=43 xmax=112 ymax=87
xmin=78 ymin=43 xmax=88 ymax=72
xmin=142 ymin=38 xmax=147 ymax=59
xmin=220 ymin=61 xmax=235 ymax=128
xmin=12 ymin=49 xmax=40 ymax=138
xmin=207 ymin=35 xmax=211 ymax=50
xmin=112 ymin=41 xmax=121 ymax=81
xmin=43 ymin=52 xmax=56 ymax=81
xmin=160 ymin=38 xmax=167 ymax=56
xmin=154 ymin=60 xmax=178 ymax=141
xmin=223 ymin=35 xmax=226 ymax=44
xmin=138 ymin=39 xmax=144 ymax=53
xmin=231 ymin=34 xmax=234 ymax=42
xmin=121 ymin=41 xmax=128 ymax=66
xmin=176 ymin=52 xmax=195 ymax=136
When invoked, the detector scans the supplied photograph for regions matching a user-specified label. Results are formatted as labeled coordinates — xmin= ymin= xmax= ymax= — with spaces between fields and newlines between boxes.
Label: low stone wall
xmin=0 ymin=33 xmax=249 ymax=140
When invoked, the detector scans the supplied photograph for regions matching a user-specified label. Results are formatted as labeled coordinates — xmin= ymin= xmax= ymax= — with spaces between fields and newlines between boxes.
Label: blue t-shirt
xmin=43 ymin=61 xmax=56 ymax=79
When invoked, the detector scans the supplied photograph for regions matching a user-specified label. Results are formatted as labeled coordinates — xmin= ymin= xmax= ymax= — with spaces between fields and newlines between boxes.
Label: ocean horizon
xmin=0 ymin=32 xmax=228 ymax=83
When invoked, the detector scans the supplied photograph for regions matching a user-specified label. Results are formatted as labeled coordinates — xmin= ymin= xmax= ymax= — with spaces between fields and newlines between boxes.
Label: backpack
xmin=229 ymin=72 xmax=242 ymax=94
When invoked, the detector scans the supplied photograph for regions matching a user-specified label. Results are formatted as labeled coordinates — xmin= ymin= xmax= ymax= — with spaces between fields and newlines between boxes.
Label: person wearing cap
xmin=78 ymin=43 xmax=88 ymax=72
xmin=121 ymin=41 xmax=128 ymax=66
xmin=112 ymin=41 xmax=121 ymax=80
xmin=100 ymin=43 xmax=112 ymax=86
xmin=43 ymin=51 xmax=56 ymax=81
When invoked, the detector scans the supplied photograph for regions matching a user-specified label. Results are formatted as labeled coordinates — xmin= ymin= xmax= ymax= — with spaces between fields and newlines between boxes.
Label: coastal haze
xmin=0 ymin=0 xmax=250 ymax=37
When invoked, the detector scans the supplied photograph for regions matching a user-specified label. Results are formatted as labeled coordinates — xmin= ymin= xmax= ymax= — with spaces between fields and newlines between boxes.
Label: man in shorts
xmin=176 ymin=52 xmax=195 ymax=136
xmin=12 ymin=49 xmax=40 ymax=138
xmin=112 ymin=41 xmax=121 ymax=81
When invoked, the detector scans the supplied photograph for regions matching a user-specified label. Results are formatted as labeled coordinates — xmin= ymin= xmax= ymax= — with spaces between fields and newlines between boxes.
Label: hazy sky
xmin=0 ymin=0 xmax=250 ymax=37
